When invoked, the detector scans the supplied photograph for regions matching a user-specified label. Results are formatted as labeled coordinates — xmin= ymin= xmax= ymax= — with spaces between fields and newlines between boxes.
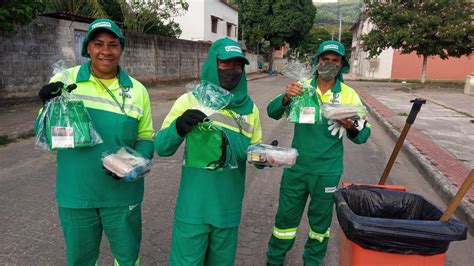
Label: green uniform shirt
xmin=267 ymin=79 xmax=371 ymax=175
xmin=155 ymin=93 xmax=262 ymax=228
xmin=34 ymin=61 xmax=155 ymax=208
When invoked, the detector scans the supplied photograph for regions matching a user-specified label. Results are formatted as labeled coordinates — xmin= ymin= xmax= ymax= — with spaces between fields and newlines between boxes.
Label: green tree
xmin=120 ymin=0 xmax=188 ymax=37
xmin=41 ymin=0 xmax=188 ymax=38
xmin=42 ymin=0 xmax=108 ymax=18
xmin=295 ymin=27 xmax=332 ymax=58
xmin=361 ymin=0 xmax=474 ymax=83
xmin=0 ymin=0 xmax=45 ymax=35
xmin=239 ymin=0 xmax=317 ymax=69
xmin=295 ymin=24 xmax=353 ymax=60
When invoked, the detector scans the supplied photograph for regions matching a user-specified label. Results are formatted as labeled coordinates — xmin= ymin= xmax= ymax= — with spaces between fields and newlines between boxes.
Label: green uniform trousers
xmin=58 ymin=205 xmax=141 ymax=266
xmin=266 ymin=168 xmax=341 ymax=266
xmin=170 ymin=219 xmax=239 ymax=266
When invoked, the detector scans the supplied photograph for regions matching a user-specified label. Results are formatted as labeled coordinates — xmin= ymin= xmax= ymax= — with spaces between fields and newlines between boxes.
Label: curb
xmin=358 ymin=91 xmax=474 ymax=232
xmin=0 ymin=129 xmax=35 ymax=146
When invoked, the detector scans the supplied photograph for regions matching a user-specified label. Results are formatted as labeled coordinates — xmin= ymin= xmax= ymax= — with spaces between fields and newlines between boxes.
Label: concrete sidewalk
xmin=347 ymin=80 xmax=474 ymax=227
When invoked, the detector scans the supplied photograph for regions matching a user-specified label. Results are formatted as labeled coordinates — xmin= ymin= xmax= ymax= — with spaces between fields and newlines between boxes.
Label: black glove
xmin=175 ymin=109 xmax=207 ymax=137
xmin=38 ymin=82 xmax=77 ymax=104
xmin=103 ymin=166 xmax=121 ymax=180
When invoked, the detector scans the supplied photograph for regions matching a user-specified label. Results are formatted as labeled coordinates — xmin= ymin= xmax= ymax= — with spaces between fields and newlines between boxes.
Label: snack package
xmin=247 ymin=144 xmax=298 ymax=167
xmin=321 ymin=104 xmax=367 ymax=120
xmin=281 ymin=61 xmax=321 ymax=124
xmin=102 ymin=147 xmax=152 ymax=182
xmin=35 ymin=61 xmax=103 ymax=150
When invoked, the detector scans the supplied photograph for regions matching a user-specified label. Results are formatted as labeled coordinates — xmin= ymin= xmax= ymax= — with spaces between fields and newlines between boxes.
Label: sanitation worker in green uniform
xmin=35 ymin=19 xmax=154 ymax=266
xmin=155 ymin=38 xmax=262 ymax=265
xmin=265 ymin=40 xmax=371 ymax=266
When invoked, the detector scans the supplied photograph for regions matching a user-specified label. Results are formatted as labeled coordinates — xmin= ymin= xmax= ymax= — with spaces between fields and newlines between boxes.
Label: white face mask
xmin=317 ymin=62 xmax=341 ymax=81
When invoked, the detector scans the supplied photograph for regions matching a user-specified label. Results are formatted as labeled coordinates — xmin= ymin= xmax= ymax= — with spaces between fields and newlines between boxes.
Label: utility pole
xmin=338 ymin=0 xmax=342 ymax=41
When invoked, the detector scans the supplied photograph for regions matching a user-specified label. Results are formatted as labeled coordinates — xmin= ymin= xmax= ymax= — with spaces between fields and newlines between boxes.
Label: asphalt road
xmin=0 ymin=76 xmax=472 ymax=265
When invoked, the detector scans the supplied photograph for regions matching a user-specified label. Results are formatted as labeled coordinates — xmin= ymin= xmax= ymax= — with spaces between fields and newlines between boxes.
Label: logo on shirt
xmin=330 ymin=93 xmax=340 ymax=104
xmin=120 ymin=87 xmax=132 ymax=99
xmin=325 ymin=187 xmax=337 ymax=193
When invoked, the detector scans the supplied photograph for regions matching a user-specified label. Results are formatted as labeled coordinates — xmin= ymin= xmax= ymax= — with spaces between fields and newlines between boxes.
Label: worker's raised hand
xmin=176 ymin=109 xmax=207 ymax=137
xmin=38 ymin=82 xmax=77 ymax=104
xmin=282 ymin=82 xmax=303 ymax=105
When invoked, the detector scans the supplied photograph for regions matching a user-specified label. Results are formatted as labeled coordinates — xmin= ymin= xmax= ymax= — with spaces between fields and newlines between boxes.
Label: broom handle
xmin=440 ymin=170 xmax=474 ymax=221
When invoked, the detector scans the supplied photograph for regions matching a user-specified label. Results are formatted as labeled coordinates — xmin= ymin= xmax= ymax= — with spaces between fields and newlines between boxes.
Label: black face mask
xmin=218 ymin=69 xmax=242 ymax=91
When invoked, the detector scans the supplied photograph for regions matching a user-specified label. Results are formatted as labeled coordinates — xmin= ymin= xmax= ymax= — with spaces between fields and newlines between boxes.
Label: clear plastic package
xmin=102 ymin=147 xmax=152 ymax=182
xmin=186 ymin=80 xmax=233 ymax=116
xmin=322 ymin=104 xmax=367 ymax=120
xmin=281 ymin=61 xmax=321 ymax=124
xmin=35 ymin=61 xmax=103 ymax=150
xmin=247 ymin=144 xmax=298 ymax=167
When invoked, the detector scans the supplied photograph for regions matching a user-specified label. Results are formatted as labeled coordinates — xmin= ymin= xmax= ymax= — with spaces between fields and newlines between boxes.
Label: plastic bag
xmin=184 ymin=121 xmax=238 ymax=170
xmin=322 ymin=104 xmax=367 ymax=120
xmin=102 ymin=147 xmax=152 ymax=182
xmin=183 ymin=81 xmax=237 ymax=170
xmin=247 ymin=144 xmax=298 ymax=167
xmin=186 ymin=80 xmax=233 ymax=116
xmin=281 ymin=62 xmax=321 ymax=124
xmin=35 ymin=61 xmax=103 ymax=150
xmin=334 ymin=186 xmax=467 ymax=255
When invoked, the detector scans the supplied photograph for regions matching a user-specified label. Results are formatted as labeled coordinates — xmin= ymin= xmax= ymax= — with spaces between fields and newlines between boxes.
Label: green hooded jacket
xmin=155 ymin=38 xmax=262 ymax=228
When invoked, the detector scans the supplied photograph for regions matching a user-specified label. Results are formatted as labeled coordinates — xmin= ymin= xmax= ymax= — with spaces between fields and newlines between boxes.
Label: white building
xmin=350 ymin=18 xmax=394 ymax=79
xmin=174 ymin=0 xmax=239 ymax=42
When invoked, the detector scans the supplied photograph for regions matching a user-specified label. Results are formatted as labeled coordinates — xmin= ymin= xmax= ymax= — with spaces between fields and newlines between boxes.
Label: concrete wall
xmin=0 ymin=16 xmax=210 ymax=101
xmin=0 ymin=16 xmax=284 ymax=101
xmin=391 ymin=51 xmax=474 ymax=81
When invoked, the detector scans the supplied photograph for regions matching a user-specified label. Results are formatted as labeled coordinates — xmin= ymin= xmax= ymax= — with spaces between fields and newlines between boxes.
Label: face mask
xmin=317 ymin=62 xmax=341 ymax=81
xmin=218 ymin=69 xmax=242 ymax=91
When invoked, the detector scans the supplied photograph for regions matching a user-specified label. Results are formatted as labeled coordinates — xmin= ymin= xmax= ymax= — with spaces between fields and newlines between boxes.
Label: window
xmin=211 ymin=16 xmax=219 ymax=33
xmin=226 ymin=23 xmax=232 ymax=37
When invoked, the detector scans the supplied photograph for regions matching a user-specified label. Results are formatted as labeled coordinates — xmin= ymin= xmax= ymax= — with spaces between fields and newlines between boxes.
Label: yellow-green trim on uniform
xmin=308 ymin=228 xmax=330 ymax=243
xmin=272 ymin=226 xmax=298 ymax=240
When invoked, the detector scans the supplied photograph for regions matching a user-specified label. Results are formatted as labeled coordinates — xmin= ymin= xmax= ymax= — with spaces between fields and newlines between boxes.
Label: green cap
xmin=314 ymin=40 xmax=350 ymax=74
xmin=215 ymin=38 xmax=250 ymax=65
xmin=81 ymin=18 xmax=125 ymax=57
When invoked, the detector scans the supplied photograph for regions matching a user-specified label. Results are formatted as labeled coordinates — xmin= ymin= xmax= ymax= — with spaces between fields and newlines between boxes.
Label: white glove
xmin=328 ymin=120 xmax=345 ymax=139
xmin=353 ymin=119 xmax=368 ymax=131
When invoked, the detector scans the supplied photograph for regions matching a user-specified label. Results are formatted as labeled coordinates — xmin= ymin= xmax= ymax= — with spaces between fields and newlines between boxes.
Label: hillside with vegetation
xmin=314 ymin=0 xmax=361 ymax=26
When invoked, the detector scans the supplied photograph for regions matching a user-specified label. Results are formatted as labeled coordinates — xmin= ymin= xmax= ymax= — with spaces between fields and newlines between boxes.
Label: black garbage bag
xmin=334 ymin=186 xmax=467 ymax=255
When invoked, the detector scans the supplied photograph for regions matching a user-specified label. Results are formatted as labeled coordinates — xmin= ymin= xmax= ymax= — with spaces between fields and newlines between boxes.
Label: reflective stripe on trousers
xmin=308 ymin=228 xmax=330 ymax=243
xmin=272 ymin=226 xmax=298 ymax=240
